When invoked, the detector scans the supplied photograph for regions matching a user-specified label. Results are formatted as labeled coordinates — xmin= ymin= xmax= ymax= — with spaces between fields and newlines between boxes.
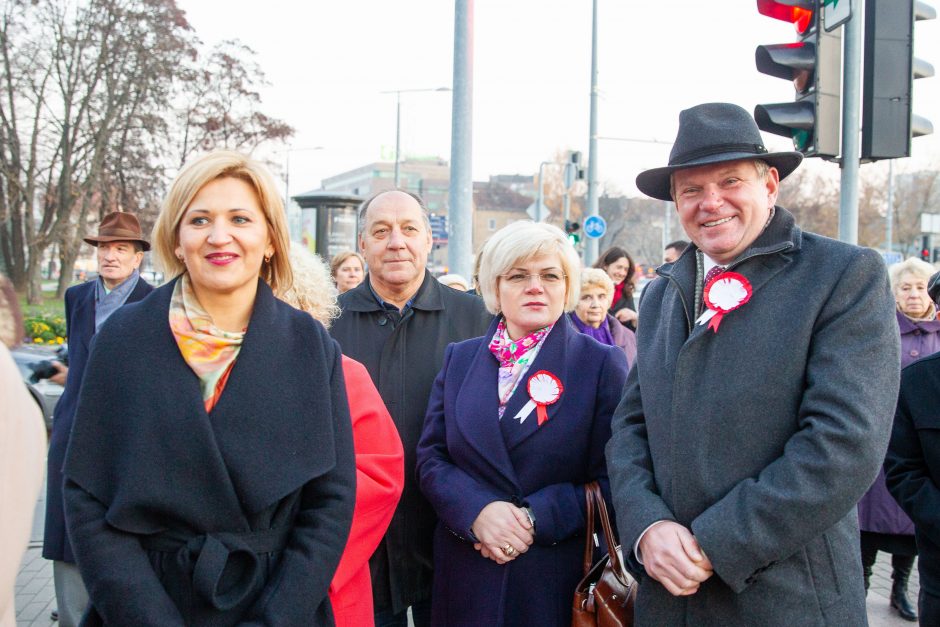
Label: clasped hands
xmin=639 ymin=521 xmax=714 ymax=596
xmin=470 ymin=501 xmax=533 ymax=565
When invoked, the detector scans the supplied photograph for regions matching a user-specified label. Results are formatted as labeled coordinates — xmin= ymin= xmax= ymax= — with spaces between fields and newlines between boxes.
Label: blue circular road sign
xmin=583 ymin=215 xmax=607 ymax=239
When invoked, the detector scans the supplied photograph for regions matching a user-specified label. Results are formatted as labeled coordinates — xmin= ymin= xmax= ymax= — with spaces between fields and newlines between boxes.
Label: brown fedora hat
xmin=83 ymin=211 xmax=150 ymax=251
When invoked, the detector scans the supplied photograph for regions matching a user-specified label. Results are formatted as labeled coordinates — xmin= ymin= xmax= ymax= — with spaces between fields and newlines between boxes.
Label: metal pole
xmin=585 ymin=0 xmax=600 ymax=264
xmin=448 ymin=0 xmax=473 ymax=279
xmin=886 ymin=159 xmax=894 ymax=251
xmin=838 ymin=3 xmax=863 ymax=245
xmin=536 ymin=162 xmax=548 ymax=223
xmin=394 ymin=91 xmax=401 ymax=187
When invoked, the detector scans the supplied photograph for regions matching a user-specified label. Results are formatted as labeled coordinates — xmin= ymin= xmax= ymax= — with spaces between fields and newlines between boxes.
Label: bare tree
xmin=0 ymin=1 xmax=294 ymax=303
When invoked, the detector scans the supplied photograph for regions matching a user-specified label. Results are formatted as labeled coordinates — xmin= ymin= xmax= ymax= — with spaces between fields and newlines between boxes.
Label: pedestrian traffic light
xmin=565 ymin=220 xmax=581 ymax=246
xmin=754 ymin=0 xmax=842 ymax=158
xmin=920 ymin=234 xmax=931 ymax=261
xmin=861 ymin=0 xmax=935 ymax=161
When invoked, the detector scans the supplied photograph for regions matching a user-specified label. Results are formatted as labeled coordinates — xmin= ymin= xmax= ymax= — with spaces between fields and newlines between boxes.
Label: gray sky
xmin=178 ymin=0 xmax=940 ymax=197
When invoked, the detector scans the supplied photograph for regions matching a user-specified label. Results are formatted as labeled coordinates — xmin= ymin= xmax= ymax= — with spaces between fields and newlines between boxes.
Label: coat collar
xmin=453 ymin=315 xmax=573 ymax=491
xmin=657 ymin=207 xmax=801 ymax=331
xmin=339 ymin=270 xmax=444 ymax=313
xmin=66 ymin=276 xmax=337 ymax=525
xmin=897 ymin=309 xmax=940 ymax=333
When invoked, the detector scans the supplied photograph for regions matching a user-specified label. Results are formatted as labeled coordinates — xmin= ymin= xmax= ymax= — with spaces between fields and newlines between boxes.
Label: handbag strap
xmin=582 ymin=481 xmax=597 ymax=577
xmin=586 ymin=481 xmax=626 ymax=579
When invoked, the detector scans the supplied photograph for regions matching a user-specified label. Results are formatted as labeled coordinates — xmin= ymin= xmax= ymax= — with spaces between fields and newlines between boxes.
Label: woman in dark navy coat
xmin=62 ymin=151 xmax=355 ymax=626
xmin=416 ymin=221 xmax=628 ymax=626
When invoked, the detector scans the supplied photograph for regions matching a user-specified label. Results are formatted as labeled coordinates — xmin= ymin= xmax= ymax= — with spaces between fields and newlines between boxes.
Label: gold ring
xmin=501 ymin=544 xmax=516 ymax=557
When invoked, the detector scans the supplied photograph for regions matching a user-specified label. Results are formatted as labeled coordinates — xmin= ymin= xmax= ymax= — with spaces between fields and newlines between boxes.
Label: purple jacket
xmin=858 ymin=310 xmax=940 ymax=535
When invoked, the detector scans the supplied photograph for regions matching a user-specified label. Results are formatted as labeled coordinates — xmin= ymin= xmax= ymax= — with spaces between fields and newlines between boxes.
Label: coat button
xmin=911 ymin=350 xmax=920 ymax=357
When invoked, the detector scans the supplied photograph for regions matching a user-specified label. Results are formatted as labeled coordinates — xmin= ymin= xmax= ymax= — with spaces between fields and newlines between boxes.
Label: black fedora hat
xmin=636 ymin=102 xmax=804 ymax=201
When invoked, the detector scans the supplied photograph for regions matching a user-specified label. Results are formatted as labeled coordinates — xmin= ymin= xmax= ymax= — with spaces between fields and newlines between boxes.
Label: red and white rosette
xmin=512 ymin=370 xmax=564 ymax=425
xmin=695 ymin=271 xmax=752 ymax=333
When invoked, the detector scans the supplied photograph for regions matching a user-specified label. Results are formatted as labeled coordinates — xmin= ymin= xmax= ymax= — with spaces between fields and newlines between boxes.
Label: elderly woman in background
xmin=593 ymin=246 xmax=638 ymax=329
xmin=63 ymin=151 xmax=355 ymax=625
xmin=416 ymin=221 xmax=628 ymax=626
xmin=437 ymin=273 xmax=470 ymax=292
xmin=330 ymin=251 xmax=366 ymax=294
xmin=0 ymin=274 xmax=46 ymax=627
xmin=569 ymin=268 xmax=636 ymax=369
xmin=858 ymin=256 xmax=940 ymax=621
xmin=281 ymin=246 xmax=404 ymax=627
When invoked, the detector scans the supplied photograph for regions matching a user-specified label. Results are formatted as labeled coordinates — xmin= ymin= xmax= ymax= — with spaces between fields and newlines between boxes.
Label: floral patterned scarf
xmin=169 ymin=274 xmax=245 ymax=412
xmin=488 ymin=317 xmax=552 ymax=418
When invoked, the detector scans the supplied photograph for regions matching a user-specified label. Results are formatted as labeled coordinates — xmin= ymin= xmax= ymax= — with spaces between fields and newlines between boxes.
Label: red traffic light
xmin=757 ymin=0 xmax=815 ymax=34
xmin=922 ymin=248 xmax=931 ymax=261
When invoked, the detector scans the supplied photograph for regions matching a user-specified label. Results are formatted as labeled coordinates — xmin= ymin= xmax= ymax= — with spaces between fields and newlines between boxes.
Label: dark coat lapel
xmin=500 ymin=318 xmax=570 ymax=451
xmin=201 ymin=280 xmax=338 ymax=513
xmin=73 ymin=282 xmax=97 ymax=352
xmin=454 ymin=320 xmax=521 ymax=491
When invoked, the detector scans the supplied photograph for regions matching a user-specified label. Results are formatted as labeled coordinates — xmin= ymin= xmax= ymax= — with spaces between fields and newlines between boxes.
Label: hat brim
xmin=84 ymin=234 xmax=151 ymax=251
xmin=929 ymin=271 xmax=940 ymax=303
xmin=636 ymin=150 xmax=804 ymax=201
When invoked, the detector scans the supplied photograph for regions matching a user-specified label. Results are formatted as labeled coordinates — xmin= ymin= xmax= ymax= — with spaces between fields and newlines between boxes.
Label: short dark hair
xmin=665 ymin=240 xmax=689 ymax=252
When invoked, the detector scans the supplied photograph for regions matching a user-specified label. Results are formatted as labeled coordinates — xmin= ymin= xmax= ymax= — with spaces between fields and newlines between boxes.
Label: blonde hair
xmin=478 ymin=221 xmax=581 ymax=315
xmin=152 ymin=150 xmax=293 ymax=294
xmin=279 ymin=246 xmax=340 ymax=328
xmin=889 ymin=257 xmax=936 ymax=290
xmin=330 ymin=251 xmax=365 ymax=279
xmin=579 ymin=267 xmax=614 ymax=299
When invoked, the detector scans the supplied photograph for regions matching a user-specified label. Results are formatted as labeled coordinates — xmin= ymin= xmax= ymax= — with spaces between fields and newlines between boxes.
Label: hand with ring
xmin=471 ymin=501 xmax=534 ymax=564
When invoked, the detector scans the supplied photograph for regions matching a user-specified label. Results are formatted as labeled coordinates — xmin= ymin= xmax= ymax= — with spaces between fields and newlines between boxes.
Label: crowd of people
xmin=2 ymin=102 xmax=938 ymax=626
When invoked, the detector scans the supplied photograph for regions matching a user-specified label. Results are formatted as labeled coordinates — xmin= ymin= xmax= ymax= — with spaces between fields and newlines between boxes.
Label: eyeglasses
xmin=500 ymin=271 xmax=566 ymax=286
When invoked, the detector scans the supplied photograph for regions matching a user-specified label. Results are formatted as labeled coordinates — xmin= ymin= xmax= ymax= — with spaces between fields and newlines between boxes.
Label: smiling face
xmin=497 ymin=253 xmax=567 ymax=339
xmin=96 ymin=241 xmax=144 ymax=289
xmin=672 ymin=159 xmax=779 ymax=265
xmin=335 ymin=255 xmax=364 ymax=293
xmin=175 ymin=176 xmax=273 ymax=304
xmin=603 ymin=256 xmax=631 ymax=285
xmin=359 ymin=191 xmax=432 ymax=296
xmin=895 ymin=271 xmax=932 ymax=317
xmin=575 ymin=285 xmax=611 ymax=328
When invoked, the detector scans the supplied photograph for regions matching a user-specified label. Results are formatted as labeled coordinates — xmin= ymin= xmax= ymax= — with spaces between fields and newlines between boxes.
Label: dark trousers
xmin=919 ymin=589 xmax=940 ymax=626
xmin=861 ymin=543 xmax=915 ymax=588
xmin=375 ymin=599 xmax=431 ymax=627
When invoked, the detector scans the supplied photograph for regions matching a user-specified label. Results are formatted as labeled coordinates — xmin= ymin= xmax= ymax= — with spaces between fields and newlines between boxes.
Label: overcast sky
xmin=177 ymin=0 xmax=940 ymax=198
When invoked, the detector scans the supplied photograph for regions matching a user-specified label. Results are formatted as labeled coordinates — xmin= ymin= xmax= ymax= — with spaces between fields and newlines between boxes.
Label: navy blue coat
xmin=416 ymin=316 xmax=628 ymax=626
xmin=885 ymin=353 xmax=940 ymax=597
xmin=62 ymin=279 xmax=355 ymax=626
xmin=43 ymin=277 xmax=153 ymax=563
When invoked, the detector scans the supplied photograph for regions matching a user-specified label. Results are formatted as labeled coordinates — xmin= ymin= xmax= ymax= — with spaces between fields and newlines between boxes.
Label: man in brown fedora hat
xmin=606 ymin=103 xmax=900 ymax=625
xmin=43 ymin=211 xmax=154 ymax=627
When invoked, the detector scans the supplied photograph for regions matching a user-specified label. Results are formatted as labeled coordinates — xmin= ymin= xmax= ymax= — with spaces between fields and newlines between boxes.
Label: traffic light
xmin=565 ymin=220 xmax=581 ymax=246
xmin=754 ymin=0 xmax=842 ymax=158
xmin=920 ymin=234 xmax=931 ymax=261
xmin=861 ymin=0 xmax=936 ymax=161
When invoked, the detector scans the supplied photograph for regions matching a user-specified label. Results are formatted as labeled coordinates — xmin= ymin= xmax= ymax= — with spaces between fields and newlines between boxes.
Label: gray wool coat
xmin=606 ymin=207 xmax=901 ymax=626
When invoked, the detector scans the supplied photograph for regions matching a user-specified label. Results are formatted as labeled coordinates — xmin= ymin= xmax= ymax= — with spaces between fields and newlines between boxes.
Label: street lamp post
xmin=381 ymin=87 xmax=451 ymax=187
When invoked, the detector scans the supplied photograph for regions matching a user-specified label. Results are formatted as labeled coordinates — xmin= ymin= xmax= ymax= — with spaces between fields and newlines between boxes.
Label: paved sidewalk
xmin=13 ymin=482 xmax=922 ymax=625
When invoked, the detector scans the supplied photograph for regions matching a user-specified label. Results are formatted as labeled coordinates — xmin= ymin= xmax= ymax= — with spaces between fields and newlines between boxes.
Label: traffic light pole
xmin=838 ymin=2 xmax=863 ymax=245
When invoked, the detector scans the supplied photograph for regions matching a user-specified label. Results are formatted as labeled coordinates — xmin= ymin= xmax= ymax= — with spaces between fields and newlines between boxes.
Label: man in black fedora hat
xmin=42 ymin=211 xmax=154 ymax=627
xmin=606 ymin=103 xmax=901 ymax=625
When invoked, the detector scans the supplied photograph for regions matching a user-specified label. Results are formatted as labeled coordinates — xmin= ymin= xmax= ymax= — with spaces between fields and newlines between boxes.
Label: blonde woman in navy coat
xmin=416 ymin=221 xmax=628 ymax=626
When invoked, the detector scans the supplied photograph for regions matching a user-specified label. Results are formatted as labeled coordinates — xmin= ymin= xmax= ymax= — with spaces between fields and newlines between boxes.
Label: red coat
xmin=330 ymin=356 xmax=405 ymax=627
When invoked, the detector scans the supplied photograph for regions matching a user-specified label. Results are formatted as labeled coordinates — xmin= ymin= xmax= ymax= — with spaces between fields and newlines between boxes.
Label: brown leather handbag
xmin=572 ymin=481 xmax=637 ymax=627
